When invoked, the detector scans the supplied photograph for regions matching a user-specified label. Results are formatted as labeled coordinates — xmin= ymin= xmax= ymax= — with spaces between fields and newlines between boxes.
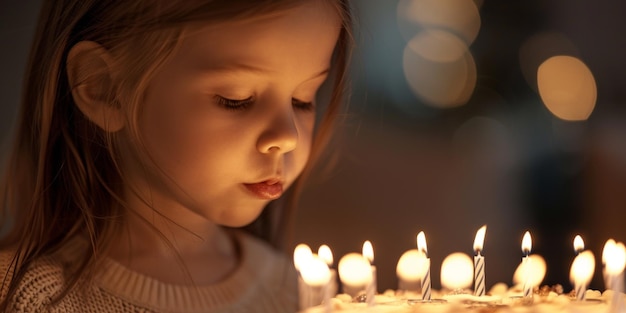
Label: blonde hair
xmin=0 ymin=0 xmax=352 ymax=308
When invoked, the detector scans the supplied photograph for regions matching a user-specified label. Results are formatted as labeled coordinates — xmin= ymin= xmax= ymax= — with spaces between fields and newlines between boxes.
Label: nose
xmin=256 ymin=106 xmax=299 ymax=154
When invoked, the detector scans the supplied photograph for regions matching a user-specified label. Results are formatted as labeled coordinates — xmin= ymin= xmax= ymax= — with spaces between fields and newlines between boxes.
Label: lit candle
xmin=417 ymin=231 xmax=432 ymax=301
xmin=570 ymin=235 xmax=590 ymax=301
xmin=473 ymin=225 xmax=487 ymax=296
xmin=396 ymin=249 xmax=422 ymax=292
xmin=569 ymin=250 xmax=595 ymax=301
xmin=573 ymin=235 xmax=584 ymax=255
xmin=521 ymin=231 xmax=533 ymax=304
xmin=513 ymin=254 xmax=546 ymax=295
xmin=362 ymin=240 xmax=377 ymax=306
xmin=294 ymin=243 xmax=314 ymax=310
xmin=338 ymin=253 xmax=373 ymax=298
xmin=295 ymin=244 xmax=333 ymax=311
xmin=299 ymin=254 xmax=332 ymax=312
xmin=603 ymin=239 xmax=616 ymax=290
xmin=604 ymin=240 xmax=626 ymax=313
xmin=441 ymin=252 xmax=473 ymax=292
xmin=294 ymin=243 xmax=313 ymax=272
xmin=318 ymin=245 xmax=338 ymax=300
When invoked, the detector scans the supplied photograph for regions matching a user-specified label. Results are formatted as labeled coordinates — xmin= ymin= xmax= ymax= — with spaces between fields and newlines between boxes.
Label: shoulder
xmin=0 ymin=250 xmax=65 ymax=311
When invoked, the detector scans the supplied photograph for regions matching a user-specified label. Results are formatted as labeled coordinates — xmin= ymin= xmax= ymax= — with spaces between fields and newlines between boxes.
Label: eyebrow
xmin=198 ymin=62 xmax=330 ymax=81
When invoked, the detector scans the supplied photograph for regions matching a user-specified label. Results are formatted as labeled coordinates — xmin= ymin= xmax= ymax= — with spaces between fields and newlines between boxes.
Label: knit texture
xmin=0 ymin=231 xmax=298 ymax=312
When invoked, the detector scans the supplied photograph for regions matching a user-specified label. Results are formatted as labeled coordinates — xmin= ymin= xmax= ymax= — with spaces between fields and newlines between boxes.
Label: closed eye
xmin=215 ymin=95 xmax=254 ymax=111
xmin=292 ymin=98 xmax=314 ymax=112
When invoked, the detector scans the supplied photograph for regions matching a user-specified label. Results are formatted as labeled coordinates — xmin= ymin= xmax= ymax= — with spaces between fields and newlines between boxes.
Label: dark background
xmin=2 ymin=0 xmax=626 ymax=293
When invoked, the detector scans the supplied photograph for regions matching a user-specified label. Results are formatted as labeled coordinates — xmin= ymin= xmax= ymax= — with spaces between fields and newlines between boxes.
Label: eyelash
xmin=215 ymin=96 xmax=254 ymax=111
xmin=214 ymin=96 xmax=315 ymax=112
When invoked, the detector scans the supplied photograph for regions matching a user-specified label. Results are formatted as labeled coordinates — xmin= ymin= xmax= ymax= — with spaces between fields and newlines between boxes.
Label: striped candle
xmin=473 ymin=225 xmax=487 ymax=297
xmin=417 ymin=231 xmax=431 ymax=301
xmin=421 ymin=258 xmax=431 ymax=300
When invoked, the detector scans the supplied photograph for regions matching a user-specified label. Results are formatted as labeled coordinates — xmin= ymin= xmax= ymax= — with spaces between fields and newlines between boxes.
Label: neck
xmin=107 ymin=189 xmax=238 ymax=285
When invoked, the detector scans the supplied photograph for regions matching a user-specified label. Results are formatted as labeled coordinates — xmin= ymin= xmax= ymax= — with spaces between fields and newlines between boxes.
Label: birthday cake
xmin=302 ymin=284 xmax=620 ymax=313
xmin=295 ymin=230 xmax=626 ymax=313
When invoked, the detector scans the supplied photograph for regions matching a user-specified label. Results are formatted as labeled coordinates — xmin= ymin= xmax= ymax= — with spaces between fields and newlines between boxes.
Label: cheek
xmin=293 ymin=115 xmax=316 ymax=169
xmin=139 ymin=88 xmax=210 ymax=172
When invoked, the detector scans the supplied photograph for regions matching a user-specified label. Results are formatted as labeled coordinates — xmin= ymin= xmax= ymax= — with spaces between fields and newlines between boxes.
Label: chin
xmin=215 ymin=207 xmax=266 ymax=228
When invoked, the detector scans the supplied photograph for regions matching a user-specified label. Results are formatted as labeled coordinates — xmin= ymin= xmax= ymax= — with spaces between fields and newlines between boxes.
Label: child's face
xmin=123 ymin=1 xmax=341 ymax=227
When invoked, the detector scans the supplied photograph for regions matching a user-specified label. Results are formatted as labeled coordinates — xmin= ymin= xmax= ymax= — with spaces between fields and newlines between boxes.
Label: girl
xmin=0 ymin=0 xmax=352 ymax=312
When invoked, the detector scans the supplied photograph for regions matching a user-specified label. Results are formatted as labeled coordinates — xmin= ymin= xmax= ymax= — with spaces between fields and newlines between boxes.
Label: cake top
xmin=303 ymin=284 xmax=621 ymax=313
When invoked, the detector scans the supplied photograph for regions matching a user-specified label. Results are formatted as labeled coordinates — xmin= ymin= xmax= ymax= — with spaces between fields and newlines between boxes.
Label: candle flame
xmin=293 ymin=243 xmax=313 ymax=271
xmin=417 ymin=231 xmax=428 ymax=255
xmin=573 ymin=235 xmax=584 ymax=253
xmin=521 ymin=231 xmax=532 ymax=254
xmin=569 ymin=250 xmax=595 ymax=285
xmin=605 ymin=241 xmax=626 ymax=275
xmin=513 ymin=254 xmax=546 ymax=287
xmin=396 ymin=249 xmax=423 ymax=281
xmin=338 ymin=253 xmax=373 ymax=286
xmin=318 ymin=244 xmax=333 ymax=266
xmin=300 ymin=255 xmax=331 ymax=286
xmin=602 ymin=239 xmax=616 ymax=264
xmin=440 ymin=252 xmax=474 ymax=290
xmin=473 ymin=225 xmax=487 ymax=253
xmin=362 ymin=240 xmax=374 ymax=263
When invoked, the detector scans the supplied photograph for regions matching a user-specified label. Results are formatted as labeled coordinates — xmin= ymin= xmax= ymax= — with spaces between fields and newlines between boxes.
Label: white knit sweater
xmin=0 ymin=231 xmax=298 ymax=312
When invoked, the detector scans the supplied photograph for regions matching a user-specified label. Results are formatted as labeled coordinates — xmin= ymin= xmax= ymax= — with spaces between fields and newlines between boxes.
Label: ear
xmin=67 ymin=41 xmax=124 ymax=132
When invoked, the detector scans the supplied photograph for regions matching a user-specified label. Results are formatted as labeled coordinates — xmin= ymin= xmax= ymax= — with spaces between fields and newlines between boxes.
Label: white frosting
xmin=300 ymin=285 xmax=622 ymax=313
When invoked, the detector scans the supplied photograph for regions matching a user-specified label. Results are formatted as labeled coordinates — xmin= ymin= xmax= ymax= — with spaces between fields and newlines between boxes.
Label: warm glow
xmin=473 ymin=225 xmax=487 ymax=253
xmin=537 ymin=55 xmax=597 ymax=121
xmin=396 ymin=249 xmax=424 ymax=281
xmin=605 ymin=241 xmax=626 ymax=275
xmin=513 ymin=254 xmax=547 ymax=287
xmin=569 ymin=250 xmax=595 ymax=285
xmin=417 ymin=231 xmax=428 ymax=254
xmin=440 ymin=252 xmax=474 ymax=290
xmin=518 ymin=31 xmax=578 ymax=92
xmin=396 ymin=0 xmax=481 ymax=45
xmin=362 ymin=240 xmax=374 ymax=264
xmin=294 ymin=243 xmax=313 ymax=271
xmin=406 ymin=29 xmax=468 ymax=63
xmin=573 ymin=235 xmax=584 ymax=253
xmin=521 ymin=231 xmax=532 ymax=255
xmin=338 ymin=253 xmax=373 ymax=286
xmin=300 ymin=255 xmax=332 ymax=287
xmin=402 ymin=30 xmax=476 ymax=108
xmin=603 ymin=239 xmax=616 ymax=265
xmin=318 ymin=244 xmax=333 ymax=266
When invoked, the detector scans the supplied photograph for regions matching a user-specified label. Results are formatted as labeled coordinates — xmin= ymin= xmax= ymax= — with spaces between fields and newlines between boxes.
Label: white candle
xmin=521 ymin=231 xmax=533 ymax=304
xmin=300 ymin=255 xmax=332 ymax=312
xmin=338 ymin=253 xmax=373 ymax=298
xmin=362 ymin=240 xmax=377 ymax=307
xmin=603 ymin=239 xmax=616 ymax=290
xmin=473 ymin=225 xmax=487 ymax=296
xmin=417 ymin=231 xmax=432 ymax=301
xmin=294 ymin=244 xmax=314 ymax=310
xmin=604 ymin=240 xmax=626 ymax=313
xmin=396 ymin=249 xmax=422 ymax=292
xmin=441 ymin=252 xmax=473 ymax=292
xmin=513 ymin=254 xmax=547 ymax=294
xmin=570 ymin=235 xmax=588 ymax=301
xmin=318 ymin=245 xmax=338 ymax=301
xmin=569 ymin=250 xmax=595 ymax=301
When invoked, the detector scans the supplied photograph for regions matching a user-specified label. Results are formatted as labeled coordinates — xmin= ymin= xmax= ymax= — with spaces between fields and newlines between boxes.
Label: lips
xmin=244 ymin=180 xmax=284 ymax=200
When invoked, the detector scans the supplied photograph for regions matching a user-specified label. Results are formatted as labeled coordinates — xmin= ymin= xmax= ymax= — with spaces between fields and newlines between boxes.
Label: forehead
xmin=171 ymin=1 xmax=342 ymax=77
